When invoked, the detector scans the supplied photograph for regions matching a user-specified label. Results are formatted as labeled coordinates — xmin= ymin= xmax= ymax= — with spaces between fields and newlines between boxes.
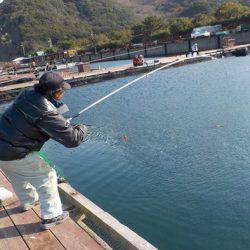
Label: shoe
xmin=41 ymin=211 xmax=69 ymax=230
xmin=20 ymin=200 xmax=39 ymax=212
xmin=0 ymin=187 xmax=13 ymax=203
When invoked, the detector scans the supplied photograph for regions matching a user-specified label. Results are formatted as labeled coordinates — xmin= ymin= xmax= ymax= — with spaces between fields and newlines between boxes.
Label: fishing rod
xmin=68 ymin=58 xmax=185 ymax=123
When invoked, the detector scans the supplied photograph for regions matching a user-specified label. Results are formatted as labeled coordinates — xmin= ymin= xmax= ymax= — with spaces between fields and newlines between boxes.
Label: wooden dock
xmin=0 ymin=169 xmax=157 ymax=249
xmin=0 ymin=170 xmax=104 ymax=250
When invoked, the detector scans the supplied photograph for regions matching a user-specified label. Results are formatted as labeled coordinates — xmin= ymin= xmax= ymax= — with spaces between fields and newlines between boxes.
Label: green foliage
xmin=108 ymin=29 xmax=132 ymax=48
xmin=180 ymin=2 xmax=214 ymax=17
xmin=193 ymin=14 xmax=217 ymax=27
xmin=131 ymin=16 xmax=165 ymax=42
xmin=216 ymin=1 xmax=248 ymax=20
xmin=167 ymin=18 xmax=193 ymax=36
xmin=93 ymin=34 xmax=110 ymax=48
xmin=118 ymin=0 xmax=250 ymax=18
xmin=72 ymin=0 xmax=134 ymax=33
xmin=0 ymin=0 xmax=249 ymax=58
xmin=142 ymin=16 xmax=164 ymax=41
xmin=0 ymin=0 xmax=134 ymax=54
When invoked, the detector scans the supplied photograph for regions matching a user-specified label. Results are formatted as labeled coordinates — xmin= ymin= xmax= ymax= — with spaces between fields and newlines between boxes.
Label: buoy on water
xmin=213 ymin=124 xmax=223 ymax=128
xmin=123 ymin=135 xmax=128 ymax=141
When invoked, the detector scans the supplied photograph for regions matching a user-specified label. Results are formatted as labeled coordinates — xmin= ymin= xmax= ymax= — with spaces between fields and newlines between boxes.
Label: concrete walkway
xmin=0 ymin=44 xmax=249 ymax=95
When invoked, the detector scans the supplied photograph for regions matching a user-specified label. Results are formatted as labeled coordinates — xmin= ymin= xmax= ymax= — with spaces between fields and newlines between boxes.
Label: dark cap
xmin=38 ymin=72 xmax=71 ymax=92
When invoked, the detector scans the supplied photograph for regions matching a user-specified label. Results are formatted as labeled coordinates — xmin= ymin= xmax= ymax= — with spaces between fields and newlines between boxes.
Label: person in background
xmin=0 ymin=72 xmax=88 ymax=230
xmin=32 ymin=60 xmax=36 ymax=69
xmin=133 ymin=55 xmax=139 ymax=67
xmin=63 ymin=57 xmax=69 ymax=68
xmin=138 ymin=55 xmax=144 ymax=66
xmin=191 ymin=43 xmax=199 ymax=56
xmin=45 ymin=62 xmax=50 ymax=71
xmin=12 ymin=65 xmax=17 ymax=75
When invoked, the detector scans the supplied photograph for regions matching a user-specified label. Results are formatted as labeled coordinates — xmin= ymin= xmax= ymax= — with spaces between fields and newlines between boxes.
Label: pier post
xmin=164 ymin=43 xmax=168 ymax=55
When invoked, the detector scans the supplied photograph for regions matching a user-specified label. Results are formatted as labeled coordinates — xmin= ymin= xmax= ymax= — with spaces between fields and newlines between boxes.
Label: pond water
xmin=1 ymin=56 xmax=250 ymax=249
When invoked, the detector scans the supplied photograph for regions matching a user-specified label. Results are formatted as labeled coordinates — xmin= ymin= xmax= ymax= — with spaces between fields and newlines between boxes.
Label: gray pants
xmin=0 ymin=152 xmax=62 ymax=219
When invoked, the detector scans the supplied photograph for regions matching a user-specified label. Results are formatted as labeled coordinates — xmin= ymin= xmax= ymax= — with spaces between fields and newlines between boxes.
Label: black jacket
xmin=0 ymin=89 xmax=87 ymax=161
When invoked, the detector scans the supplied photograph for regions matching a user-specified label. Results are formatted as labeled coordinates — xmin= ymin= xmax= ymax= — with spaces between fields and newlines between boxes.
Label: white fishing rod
xmin=68 ymin=58 xmax=185 ymax=122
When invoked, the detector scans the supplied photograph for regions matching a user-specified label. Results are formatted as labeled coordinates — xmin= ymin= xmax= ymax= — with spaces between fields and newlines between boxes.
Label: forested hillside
xmin=0 ymin=0 xmax=134 ymax=52
xmin=117 ymin=0 xmax=250 ymax=17
xmin=0 ymin=0 xmax=249 ymax=58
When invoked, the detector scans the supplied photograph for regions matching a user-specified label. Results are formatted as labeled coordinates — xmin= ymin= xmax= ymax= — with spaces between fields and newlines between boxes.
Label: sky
xmin=0 ymin=0 xmax=3 ymax=3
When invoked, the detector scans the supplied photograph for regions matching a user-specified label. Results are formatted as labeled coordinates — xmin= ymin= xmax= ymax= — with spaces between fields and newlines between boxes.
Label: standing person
xmin=191 ymin=43 xmax=199 ymax=56
xmin=0 ymin=72 xmax=88 ymax=230
xmin=45 ymin=62 xmax=50 ymax=71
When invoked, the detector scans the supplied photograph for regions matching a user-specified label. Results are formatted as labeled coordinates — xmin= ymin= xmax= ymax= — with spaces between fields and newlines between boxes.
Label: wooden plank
xmin=0 ymin=206 xmax=28 ymax=250
xmin=50 ymin=217 xmax=104 ymax=250
xmin=6 ymin=205 xmax=65 ymax=250
xmin=1 ymin=170 xmax=103 ymax=250
xmin=33 ymin=206 xmax=104 ymax=250
xmin=59 ymin=183 xmax=157 ymax=250
xmin=0 ymin=171 xmax=65 ymax=250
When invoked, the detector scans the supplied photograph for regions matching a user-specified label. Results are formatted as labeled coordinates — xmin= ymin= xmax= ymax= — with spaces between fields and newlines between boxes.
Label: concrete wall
xmin=167 ymin=40 xmax=189 ymax=54
xmin=222 ymin=31 xmax=250 ymax=45
xmin=3 ymin=31 xmax=249 ymax=63
xmin=190 ymin=36 xmax=218 ymax=51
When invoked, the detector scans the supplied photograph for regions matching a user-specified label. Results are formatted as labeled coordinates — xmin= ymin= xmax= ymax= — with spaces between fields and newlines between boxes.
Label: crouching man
xmin=0 ymin=72 xmax=87 ymax=230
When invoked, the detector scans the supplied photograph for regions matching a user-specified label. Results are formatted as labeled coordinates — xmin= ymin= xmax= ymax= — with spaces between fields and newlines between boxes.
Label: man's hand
xmin=74 ymin=124 xmax=88 ymax=134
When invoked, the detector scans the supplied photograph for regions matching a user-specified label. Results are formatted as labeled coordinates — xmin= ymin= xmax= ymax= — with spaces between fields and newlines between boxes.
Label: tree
xmin=93 ymin=34 xmax=110 ymax=48
xmin=193 ymin=14 xmax=216 ymax=27
xmin=181 ymin=2 xmax=213 ymax=17
xmin=151 ymin=29 xmax=171 ymax=41
xmin=167 ymin=18 xmax=193 ymax=37
xmin=58 ymin=40 xmax=77 ymax=50
xmin=108 ymin=29 xmax=132 ymax=48
xmin=141 ymin=16 xmax=164 ymax=42
xmin=216 ymin=2 xmax=247 ymax=21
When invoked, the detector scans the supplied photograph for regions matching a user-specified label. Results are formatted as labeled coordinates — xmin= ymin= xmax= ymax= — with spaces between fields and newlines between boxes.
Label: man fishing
xmin=0 ymin=72 xmax=88 ymax=230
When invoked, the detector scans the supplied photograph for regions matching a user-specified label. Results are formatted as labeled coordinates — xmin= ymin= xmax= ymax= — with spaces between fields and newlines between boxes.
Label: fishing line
xmin=68 ymin=58 xmax=189 ymax=123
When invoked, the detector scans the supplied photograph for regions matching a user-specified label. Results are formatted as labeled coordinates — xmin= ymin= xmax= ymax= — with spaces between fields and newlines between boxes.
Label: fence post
xmin=127 ymin=48 xmax=131 ymax=59
xmin=113 ymin=50 xmax=116 ymax=60
xmin=144 ymin=45 xmax=148 ymax=57
xmin=164 ymin=43 xmax=168 ymax=55
xmin=217 ymin=35 xmax=221 ymax=49
xmin=188 ymin=39 xmax=192 ymax=51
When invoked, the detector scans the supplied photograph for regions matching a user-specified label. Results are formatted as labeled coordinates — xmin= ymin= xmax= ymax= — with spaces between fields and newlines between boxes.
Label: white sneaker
xmin=41 ymin=211 xmax=69 ymax=230
xmin=0 ymin=187 xmax=13 ymax=202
